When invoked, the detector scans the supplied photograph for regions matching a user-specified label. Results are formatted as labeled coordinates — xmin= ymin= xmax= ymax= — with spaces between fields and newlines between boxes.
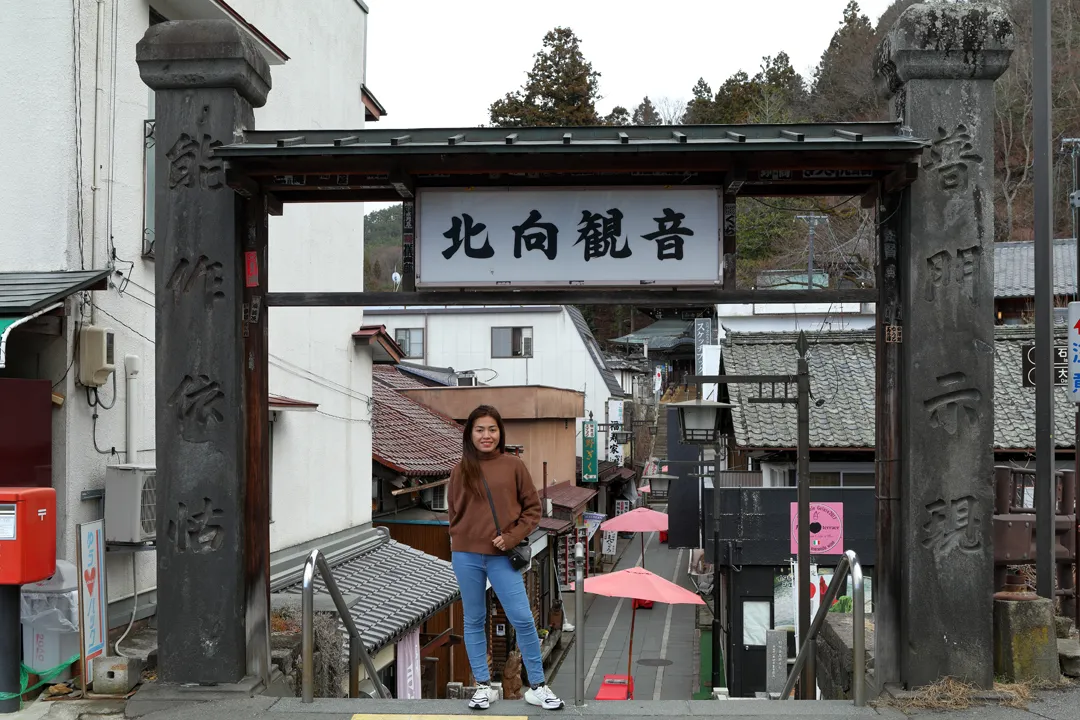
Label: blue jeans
xmin=452 ymin=551 xmax=545 ymax=687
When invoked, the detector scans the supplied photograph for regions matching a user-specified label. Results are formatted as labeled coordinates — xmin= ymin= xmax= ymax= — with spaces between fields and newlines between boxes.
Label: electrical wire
xmin=70 ymin=0 xmax=85 ymax=269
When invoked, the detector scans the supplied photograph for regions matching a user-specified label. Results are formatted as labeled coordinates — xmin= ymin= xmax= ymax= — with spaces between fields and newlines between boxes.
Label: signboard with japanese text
xmin=77 ymin=520 xmax=107 ymax=679
xmin=415 ymin=187 xmax=722 ymax=287
xmin=1070 ymin=302 xmax=1080 ymax=403
xmin=601 ymin=531 xmax=618 ymax=556
xmin=607 ymin=400 xmax=625 ymax=464
xmin=1021 ymin=343 xmax=1068 ymax=387
xmin=582 ymin=418 xmax=598 ymax=482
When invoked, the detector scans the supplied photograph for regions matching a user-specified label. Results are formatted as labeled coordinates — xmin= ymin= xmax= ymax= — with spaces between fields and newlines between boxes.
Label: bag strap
xmin=479 ymin=474 xmax=502 ymax=535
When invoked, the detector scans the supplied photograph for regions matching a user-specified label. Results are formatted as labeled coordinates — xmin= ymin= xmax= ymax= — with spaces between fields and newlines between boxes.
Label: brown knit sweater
xmin=447 ymin=452 xmax=541 ymax=555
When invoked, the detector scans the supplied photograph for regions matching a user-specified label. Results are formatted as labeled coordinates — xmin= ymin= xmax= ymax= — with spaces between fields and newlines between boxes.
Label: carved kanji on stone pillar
xmin=875 ymin=3 xmax=1013 ymax=690
xmin=137 ymin=20 xmax=271 ymax=685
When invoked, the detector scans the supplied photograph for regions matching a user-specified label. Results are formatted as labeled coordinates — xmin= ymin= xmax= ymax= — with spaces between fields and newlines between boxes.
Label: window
xmin=395 ymin=328 xmax=424 ymax=359
xmin=742 ymin=600 xmax=771 ymax=646
xmin=492 ymin=326 xmax=533 ymax=358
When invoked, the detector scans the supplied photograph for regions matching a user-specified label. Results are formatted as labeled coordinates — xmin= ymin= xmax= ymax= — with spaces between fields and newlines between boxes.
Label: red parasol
xmin=599 ymin=507 xmax=668 ymax=569
xmin=571 ymin=567 xmax=704 ymax=681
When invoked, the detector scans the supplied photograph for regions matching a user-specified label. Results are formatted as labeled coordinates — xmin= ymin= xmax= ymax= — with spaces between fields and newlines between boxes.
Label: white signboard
xmin=601 ymin=531 xmax=618 ymax=556
xmin=77 ymin=520 xmax=107 ymax=678
xmin=1070 ymin=301 xmax=1080 ymax=403
xmin=607 ymin=400 xmax=625 ymax=463
xmin=416 ymin=187 xmax=722 ymax=287
xmin=702 ymin=345 xmax=722 ymax=401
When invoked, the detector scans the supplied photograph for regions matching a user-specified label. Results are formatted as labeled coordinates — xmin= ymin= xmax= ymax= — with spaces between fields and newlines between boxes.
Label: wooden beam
xmin=884 ymin=162 xmax=919 ymax=193
xmin=391 ymin=478 xmax=450 ymax=496
xmin=722 ymin=192 xmax=737 ymax=289
xmin=265 ymin=287 xmax=877 ymax=308
xmin=242 ymin=190 xmax=272 ymax=688
xmin=266 ymin=192 xmax=283 ymax=216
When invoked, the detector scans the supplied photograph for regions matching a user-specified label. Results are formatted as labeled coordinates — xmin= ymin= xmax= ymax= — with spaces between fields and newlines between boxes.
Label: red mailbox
xmin=0 ymin=487 xmax=56 ymax=585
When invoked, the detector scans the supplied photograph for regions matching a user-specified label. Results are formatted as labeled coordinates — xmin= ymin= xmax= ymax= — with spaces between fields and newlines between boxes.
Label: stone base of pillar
xmin=993 ymin=598 xmax=1059 ymax=683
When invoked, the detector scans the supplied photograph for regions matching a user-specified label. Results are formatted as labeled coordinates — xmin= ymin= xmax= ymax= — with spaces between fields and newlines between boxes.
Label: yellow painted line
xmin=351 ymin=716 xmax=528 ymax=720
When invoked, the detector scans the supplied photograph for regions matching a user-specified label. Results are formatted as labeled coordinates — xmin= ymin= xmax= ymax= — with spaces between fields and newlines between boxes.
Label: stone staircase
xmin=654 ymin=403 xmax=669 ymax=458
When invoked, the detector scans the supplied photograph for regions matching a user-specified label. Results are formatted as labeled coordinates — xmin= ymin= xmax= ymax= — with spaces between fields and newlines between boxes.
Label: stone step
xmin=1056 ymin=615 xmax=1077 ymax=640
xmin=1060 ymin=637 xmax=1080 ymax=678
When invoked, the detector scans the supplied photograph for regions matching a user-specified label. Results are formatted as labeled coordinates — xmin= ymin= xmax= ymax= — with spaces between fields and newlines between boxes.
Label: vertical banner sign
xmin=77 ymin=520 xmax=107 ymax=681
xmin=582 ymin=418 xmax=598 ymax=482
xmin=1069 ymin=302 xmax=1080 ymax=403
xmin=694 ymin=318 xmax=713 ymax=376
xmin=615 ymin=499 xmax=631 ymax=517
xmin=607 ymin=400 xmax=625 ymax=464
xmin=396 ymin=628 xmax=422 ymax=699
xmin=601 ymin=531 xmax=618 ymax=556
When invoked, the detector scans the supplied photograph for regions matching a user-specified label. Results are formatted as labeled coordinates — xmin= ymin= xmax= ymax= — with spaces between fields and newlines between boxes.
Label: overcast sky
xmin=364 ymin=0 xmax=897 ymax=129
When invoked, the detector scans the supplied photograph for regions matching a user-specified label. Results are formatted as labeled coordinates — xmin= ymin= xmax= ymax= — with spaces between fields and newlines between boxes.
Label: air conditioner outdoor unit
xmin=425 ymin=484 xmax=448 ymax=512
xmin=104 ymin=464 xmax=157 ymax=544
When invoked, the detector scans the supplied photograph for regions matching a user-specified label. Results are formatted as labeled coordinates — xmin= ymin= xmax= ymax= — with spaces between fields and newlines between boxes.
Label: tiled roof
xmin=724 ymin=327 xmax=1075 ymax=450
xmin=279 ymin=530 xmax=459 ymax=653
xmin=372 ymin=370 xmax=463 ymax=476
xmin=540 ymin=479 xmax=598 ymax=510
xmin=566 ymin=306 xmax=626 ymax=398
xmin=994 ymin=239 xmax=1077 ymax=298
xmin=372 ymin=364 xmax=428 ymax=390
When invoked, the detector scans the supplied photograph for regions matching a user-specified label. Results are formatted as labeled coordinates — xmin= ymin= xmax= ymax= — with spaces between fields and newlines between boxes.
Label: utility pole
xmin=796 ymin=214 xmax=829 ymax=289
xmin=1034 ymin=0 xmax=1055 ymax=600
xmin=1064 ymin=137 xmax=1080 ymax=623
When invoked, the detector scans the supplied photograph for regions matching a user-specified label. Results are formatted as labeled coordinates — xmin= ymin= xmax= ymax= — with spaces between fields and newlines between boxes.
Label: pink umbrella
xmin=600 ymin=507 xmax=668 ymax=569
xmin=638 ymin=484 xmax=651 ymax=494
xmin=572 ymin=567 xmax=704 ymax=680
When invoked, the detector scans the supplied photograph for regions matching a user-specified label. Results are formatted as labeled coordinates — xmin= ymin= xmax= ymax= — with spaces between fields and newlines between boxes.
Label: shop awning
xmin=0 ymin=269 xmax=110 ymax=368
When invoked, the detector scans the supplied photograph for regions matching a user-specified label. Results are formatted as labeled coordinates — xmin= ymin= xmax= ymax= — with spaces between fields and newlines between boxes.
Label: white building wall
xmin=0 ymin=0 xmax=371 ymax=620
xmin=366 ymin=308 xmax=613 ymax=449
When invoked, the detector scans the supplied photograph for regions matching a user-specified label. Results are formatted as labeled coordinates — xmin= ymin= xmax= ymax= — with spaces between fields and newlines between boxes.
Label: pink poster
xmin=396 ymin=628 xmax=421 ymax=699
xmin=789 ymin=502 xmax=844 ymax=554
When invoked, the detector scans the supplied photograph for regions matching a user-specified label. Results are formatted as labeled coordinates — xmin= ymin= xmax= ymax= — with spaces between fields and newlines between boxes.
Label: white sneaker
xmin=525 ymin=684 xmax=565 ymax=710
xmin=468 ymin=683 xmax=497 ymax=710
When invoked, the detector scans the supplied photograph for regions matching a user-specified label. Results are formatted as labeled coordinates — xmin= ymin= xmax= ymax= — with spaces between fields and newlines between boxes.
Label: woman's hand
xmin=492 ymin=535 xmax=508 ymax=551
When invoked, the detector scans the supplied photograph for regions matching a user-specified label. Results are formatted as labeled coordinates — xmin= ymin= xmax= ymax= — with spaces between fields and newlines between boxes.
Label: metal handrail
xmin=301 ymin=549 xmax=390 ymax=702
xmin=779 ymin=549 xmax=865 ymax=706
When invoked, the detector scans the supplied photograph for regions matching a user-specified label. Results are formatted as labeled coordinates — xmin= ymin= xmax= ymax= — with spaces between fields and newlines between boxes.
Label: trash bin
xmin=21 ymin=560 xmax=80 ymax=680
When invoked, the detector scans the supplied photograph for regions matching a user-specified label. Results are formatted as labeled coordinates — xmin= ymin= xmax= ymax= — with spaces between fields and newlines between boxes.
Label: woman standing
xmin=448 ymin=405 xmax=565 ymax=711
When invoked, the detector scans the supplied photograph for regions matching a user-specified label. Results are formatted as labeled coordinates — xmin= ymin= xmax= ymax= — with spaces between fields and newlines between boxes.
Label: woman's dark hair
xmin=460 ymin=405 xmax=507 ymax=496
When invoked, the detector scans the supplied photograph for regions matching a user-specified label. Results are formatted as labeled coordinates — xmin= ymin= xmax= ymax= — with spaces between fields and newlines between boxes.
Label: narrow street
xmin=550 ymin=512 xmax=701 ymax=701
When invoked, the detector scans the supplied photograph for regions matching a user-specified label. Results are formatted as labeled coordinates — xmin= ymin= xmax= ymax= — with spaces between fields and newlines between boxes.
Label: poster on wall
xmin=582 ymin=512 xmax=605 ymax=541
xmin=77 ymin=520 xmax=107 ymax=682
xmin=789 ymin=502 xmax=844 ymax=555
xmin=396 ymin=629 xmax=421 ymax=700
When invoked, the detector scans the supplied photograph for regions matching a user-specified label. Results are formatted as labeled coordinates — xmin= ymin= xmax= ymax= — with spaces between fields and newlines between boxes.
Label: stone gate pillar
xmin=137 ymin=21 xmax=271 ymax=684
xmin=875 ymin=3 xmax=1013 ymax=689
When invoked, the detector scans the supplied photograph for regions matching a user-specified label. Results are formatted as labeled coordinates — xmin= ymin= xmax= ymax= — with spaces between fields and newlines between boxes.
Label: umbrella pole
xmin=640 ymin=533 xmax=646 ymax=570
xmin=627 ymin=603 xmax=637 ymax=681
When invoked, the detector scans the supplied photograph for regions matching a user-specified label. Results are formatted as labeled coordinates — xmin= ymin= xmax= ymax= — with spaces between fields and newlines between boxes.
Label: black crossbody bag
xmin=480 ymin=475 xmax=532 ymax=571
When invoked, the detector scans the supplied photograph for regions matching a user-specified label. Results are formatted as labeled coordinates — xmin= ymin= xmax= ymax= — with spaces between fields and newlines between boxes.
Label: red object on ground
xmin=659 ymin=530 xmax=669 ymax=543
xmin=633 ymin=598 xmax=655 ymax=610
xmin=595 ymin=674 xmax=634 ymax=701
xmin=600 ymin=506 xmax=668 ymax=532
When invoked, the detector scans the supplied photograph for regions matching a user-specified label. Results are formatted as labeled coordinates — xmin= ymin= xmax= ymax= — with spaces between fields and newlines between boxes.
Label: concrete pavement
xmin=549 ymin=529 xmax=697 ymax=702
xmin=14 ymin=687 xmax=1080 ymax=720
